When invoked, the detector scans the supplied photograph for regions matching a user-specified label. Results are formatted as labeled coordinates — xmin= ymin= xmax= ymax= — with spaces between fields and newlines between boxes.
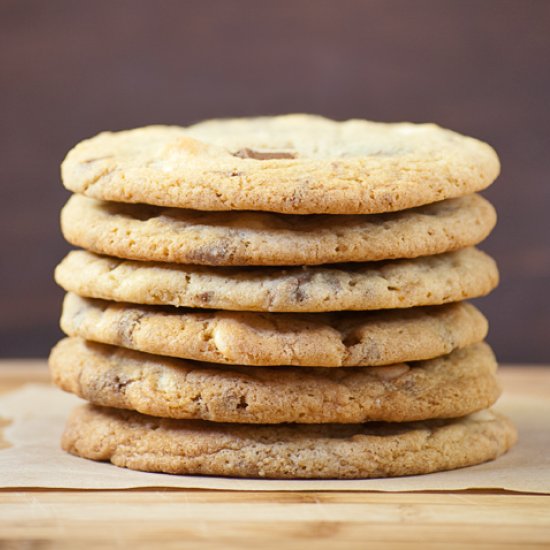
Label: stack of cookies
xmin=49 ymin=115 xmax=516 ymax=479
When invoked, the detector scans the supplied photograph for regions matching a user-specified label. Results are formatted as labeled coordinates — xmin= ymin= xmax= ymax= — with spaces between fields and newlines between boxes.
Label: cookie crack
xmin=80 ymin=166 xmax=115 ymax=194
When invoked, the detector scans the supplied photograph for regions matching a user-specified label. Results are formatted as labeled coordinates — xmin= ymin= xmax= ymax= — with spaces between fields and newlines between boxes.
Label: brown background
xmin=1 ymin=0 xmax=549 ymax=362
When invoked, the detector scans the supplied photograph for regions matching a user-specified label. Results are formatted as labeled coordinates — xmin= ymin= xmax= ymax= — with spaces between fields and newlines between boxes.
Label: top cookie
xmin=61 ymin=115 xmax=500 ymax=215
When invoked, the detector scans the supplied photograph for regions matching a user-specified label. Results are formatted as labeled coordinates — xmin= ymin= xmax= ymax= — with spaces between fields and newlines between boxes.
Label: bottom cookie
xmin=62 ymin=405 xmax=517 ymax=479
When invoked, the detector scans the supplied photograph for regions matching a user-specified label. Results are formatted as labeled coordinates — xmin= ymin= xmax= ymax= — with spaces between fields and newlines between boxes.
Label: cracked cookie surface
xmin=61 ymin=193 xmax=496 ymax=266
xmin=49 ymin=337 xmax=501 ymax=424
xmin=61 ymin=115 xmax=499 ymax=215
xmin=55 ymin=248 xmax=498 ymax=312
xmin=61 ymin=294 xmax=488 ymax=367
xmin=61 ymin=404 xmax=516 ymax=478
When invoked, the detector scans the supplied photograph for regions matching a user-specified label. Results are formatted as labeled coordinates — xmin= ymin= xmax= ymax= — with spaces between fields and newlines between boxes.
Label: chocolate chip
xmin=291 ymin=271 xmax=314 ymax=303
xmin=236 ymin=396 xmax=249 ymax=410
xmin=116 ymin=310 xmax=146 ymax=346
xmin=342 ymin=331 xmax=362 ymax=347
xmin=112 ymin=374 xmax=130 ymax=392
xmin=233 ymin=148 xmax=296 ymax=160
xmin=187 ymin=242 xmax=235 ymax=265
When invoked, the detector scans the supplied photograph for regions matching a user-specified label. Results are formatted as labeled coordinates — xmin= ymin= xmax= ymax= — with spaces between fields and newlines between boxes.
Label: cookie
xmin=50 ymin=337 xmax=501 ymax=424
xmin=61 ymin=115 xmax=500 ymax=215
xmin=55 ymin=248 xmax=499 ymax=312
xmin=61 ymin=404 xmax=516 ymax=479
xmin=60 ymin=193 xmax=496 ymax=266
xmin=61 ymin=293 xmax=487 ymax=367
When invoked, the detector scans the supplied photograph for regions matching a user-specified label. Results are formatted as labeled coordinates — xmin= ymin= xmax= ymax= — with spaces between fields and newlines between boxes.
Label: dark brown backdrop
xmin=1 ymin=0 xmax=549 ymax=362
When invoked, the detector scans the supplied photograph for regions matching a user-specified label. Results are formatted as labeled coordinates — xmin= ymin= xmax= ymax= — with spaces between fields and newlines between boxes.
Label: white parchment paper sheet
xmin=0 ymin=384 xmax=547 ymax=492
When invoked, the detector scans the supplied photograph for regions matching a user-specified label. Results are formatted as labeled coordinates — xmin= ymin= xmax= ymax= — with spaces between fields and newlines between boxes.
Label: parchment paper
xmin=0 ymin=384 xmax=548 ymax=493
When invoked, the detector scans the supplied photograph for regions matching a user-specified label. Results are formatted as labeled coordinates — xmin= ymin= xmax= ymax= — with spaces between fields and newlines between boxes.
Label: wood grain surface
xmin=0 ymin=362 xmax=549 ymax=549
xmin=1 ymin=1 xmax=550 ymax=362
